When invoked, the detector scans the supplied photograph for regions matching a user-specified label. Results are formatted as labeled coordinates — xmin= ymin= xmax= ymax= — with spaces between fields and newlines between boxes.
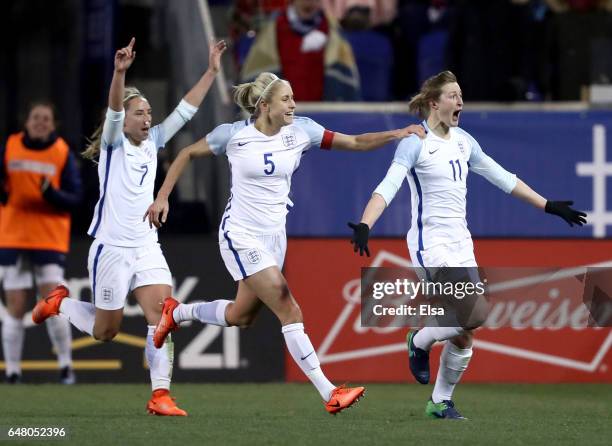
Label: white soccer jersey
xmin=374 ymin=122 xmax=517 ymax=256
xmin=207 ymin=117 xmax=330 ymax=235
xmin=88 ymin=100 xmax=197 ymax=247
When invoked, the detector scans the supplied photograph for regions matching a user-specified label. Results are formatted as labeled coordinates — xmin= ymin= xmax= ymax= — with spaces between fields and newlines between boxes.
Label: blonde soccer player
xmin=348 ymin=70 xmax=587 ymax=419
xmin=32 ymin=37 xmax=227 ymax=416
xmin=144 ymin=72 xmax=425 ymax=415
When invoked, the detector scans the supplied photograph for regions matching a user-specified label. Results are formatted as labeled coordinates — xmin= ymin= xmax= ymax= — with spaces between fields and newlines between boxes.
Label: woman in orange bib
xmin=0 ymin=101 xmax=82 ymax=384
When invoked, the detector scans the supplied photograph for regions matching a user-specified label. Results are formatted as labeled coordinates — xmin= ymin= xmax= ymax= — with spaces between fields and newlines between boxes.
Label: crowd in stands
xmin=226 ymin=0 xmax=612 ymax=101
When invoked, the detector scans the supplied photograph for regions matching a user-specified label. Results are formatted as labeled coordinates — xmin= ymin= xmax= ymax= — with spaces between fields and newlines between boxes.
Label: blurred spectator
xmin=393 ymin=0 xmax=452 ymax=99
xmin=0 ymin=101 xmax=82 ymax=384
xmin=545 ymin=0 xmax=612 ymax=11
xmin=447 ymin=0 xmax=550 ymax=101
xmin=323 ymin=0 xmax=398 ymax=26
xmin=339 ymin=5 xmax=396 ymax=100
xmin=230 ymin=0 xmax=289 ymax=41
xmin=240 ymin=0 xmax=361 ymax=101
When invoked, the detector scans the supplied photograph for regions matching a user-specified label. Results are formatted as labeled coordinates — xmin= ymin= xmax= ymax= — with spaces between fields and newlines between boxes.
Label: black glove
xmin=545 ymin=200 xmax=587 ymax=227
xmin=348 ymin=222 xmax=370 ymax=257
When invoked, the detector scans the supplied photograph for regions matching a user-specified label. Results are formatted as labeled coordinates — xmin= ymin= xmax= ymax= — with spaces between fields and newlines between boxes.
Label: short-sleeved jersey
xmin=393 ymin=123 xmax=514 ymax=253
xmin=87 ymin=120 xmax=165 ymax=247
xmin=207 ymin=117 xmax=328 ymax=234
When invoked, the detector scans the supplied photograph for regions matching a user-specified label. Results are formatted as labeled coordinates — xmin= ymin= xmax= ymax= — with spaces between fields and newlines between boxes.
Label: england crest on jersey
xmin=282 ymin=131 xmax=296 ymax=148
xmin=458 ymin=140 xmax=465 ymax=155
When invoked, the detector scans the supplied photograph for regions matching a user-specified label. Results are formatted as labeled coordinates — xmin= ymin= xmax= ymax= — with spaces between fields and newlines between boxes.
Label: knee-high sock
xmin=59 ymin=298 xmax=95 ymax=336
xmin=432 ymin=341 xmax=473 ymax=403
xmin=45 ymin=316 xmax=73 ymax=368
xmin=146 ymin=325 xmax=173 ymax=391
xmin=282 ymin=323 xmax=335 ymax=401
xmin=413 ymin=327 xmax=465 ymax=351
xmin=2 ymin=314 xmax=24 ymax=376
xmin=173 ymin=300 xmax=230 ymax=327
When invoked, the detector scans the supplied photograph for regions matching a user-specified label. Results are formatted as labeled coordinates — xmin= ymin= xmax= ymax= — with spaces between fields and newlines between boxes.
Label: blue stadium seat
xmin=343 ymin=31 xmax=393 ymax=101
xmin=417 ymin=30 xmax=449 ymax=85
xmin=235 ymin=33 xmax=257 ymax=68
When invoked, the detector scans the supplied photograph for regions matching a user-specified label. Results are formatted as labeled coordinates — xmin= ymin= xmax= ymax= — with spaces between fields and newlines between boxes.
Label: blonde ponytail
xmin=233 ymin=72 xmax=287 ymax=117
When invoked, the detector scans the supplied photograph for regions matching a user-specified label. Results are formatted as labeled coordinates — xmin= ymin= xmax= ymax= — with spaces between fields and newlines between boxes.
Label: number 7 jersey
xmin=206 ymin=117 xmax=332 ymax=234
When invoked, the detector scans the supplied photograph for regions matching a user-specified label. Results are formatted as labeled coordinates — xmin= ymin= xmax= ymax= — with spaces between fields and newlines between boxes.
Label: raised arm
xmin=143 ymin=138 xmax=214 ymax=228
xmin=331 ymin=124 xmax=426 ymax=152
xmin=183 ymin=40 xmax=227 ymax=107
xmin=158 ymin=40 xmax=227 ymax=144
xmin=103 ymin=38 xmax=136 ymax=146
xmin=108 ymin=37 xmax=135 ymax=112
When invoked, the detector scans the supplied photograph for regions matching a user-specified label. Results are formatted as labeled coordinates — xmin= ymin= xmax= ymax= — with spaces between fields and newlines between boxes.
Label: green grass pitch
xmin=1 ymin=383 xmax=610 ymax=445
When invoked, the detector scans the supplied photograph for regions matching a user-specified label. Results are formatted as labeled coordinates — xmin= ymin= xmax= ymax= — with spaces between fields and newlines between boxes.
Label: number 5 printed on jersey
xmin=263 ymin=153 xmax=275 ymax=175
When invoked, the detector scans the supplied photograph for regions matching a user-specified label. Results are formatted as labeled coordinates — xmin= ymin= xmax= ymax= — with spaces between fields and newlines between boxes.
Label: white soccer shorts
xmin=409 ymin=237 xmax=477 ymax=281
xmin=2 ymin=256 xmax=65 ymax=291
xmin=87 ymin=239 xmax=172 ymax=310
xmin=219 ymin=230 xmax=287 ymax=281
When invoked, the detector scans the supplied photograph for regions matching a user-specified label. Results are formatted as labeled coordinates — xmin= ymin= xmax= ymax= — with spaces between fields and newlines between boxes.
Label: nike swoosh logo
xmin=237 ymin=142 xmax=251 ymax=146
xmin=428 ymin=148 xmax=439 ymax=154
xmin=328 ymin=400 xmax=341 ymax=408
xmin=300 ymin=351 xmax=315 ymax=361
xmin=126 ymin=153 xmax=134 ymax=156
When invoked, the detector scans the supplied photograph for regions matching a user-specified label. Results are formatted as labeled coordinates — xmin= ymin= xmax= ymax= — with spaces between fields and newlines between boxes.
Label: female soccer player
xmin=32 ymin=37 xmax=227 ymax=416
xmin=348 ymin=70 xmax=586 ymax=419
xmin=0 ymin=101 xmax=82 ymax=384
xmin=143 ymin=71 xmax=425 ymax=414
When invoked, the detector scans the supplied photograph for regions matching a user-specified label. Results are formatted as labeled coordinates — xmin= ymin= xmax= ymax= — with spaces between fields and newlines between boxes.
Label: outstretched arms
xmin=331 ymin=124 xmax=426 ymax=151
xmin=348 ymin=194 xmax=387 ymax=257
xmin=349 ymin=161 xmax=409 ymax=256
xmin=468 ymin=132 xmax=587 ymax=227
xmin=143 ymin=138 xmax=214 ymax=228
xmin=510 ymin=179 xmax=587 ymax=226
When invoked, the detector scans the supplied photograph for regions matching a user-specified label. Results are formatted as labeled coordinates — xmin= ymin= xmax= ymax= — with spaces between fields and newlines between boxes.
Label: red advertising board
xmin=284 ymin=239 xmax=612 ymax=383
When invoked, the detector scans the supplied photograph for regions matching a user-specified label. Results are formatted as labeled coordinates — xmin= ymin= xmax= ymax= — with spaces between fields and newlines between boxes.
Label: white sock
xmin=282 ymin=323 xmax=335 ymax=401
xmin=146 ymin=325 xmax=172 ymax=391
xmin=1 ymin=314 xmax=24 ymax=376
xmin=59 ymin=298 xmax=95 ymax=336
xmin=174 ymin=300 xmax=230 ymax=327
xmin=45 ymin=316 xmax=73 ymax=368
xmin=432 ymin=341 xmax=473 ymax=403
xmin=413 ymin=327 xmax=465 ymax=351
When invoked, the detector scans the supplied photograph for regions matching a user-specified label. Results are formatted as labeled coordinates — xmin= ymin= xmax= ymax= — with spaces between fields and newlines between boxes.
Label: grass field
xmin=1 ymin=383 xmax=610 ymax=445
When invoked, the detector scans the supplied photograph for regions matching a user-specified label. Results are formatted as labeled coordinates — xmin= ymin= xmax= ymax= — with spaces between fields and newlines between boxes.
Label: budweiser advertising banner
xmin=283 ymin=239 xmax=612 ymax=383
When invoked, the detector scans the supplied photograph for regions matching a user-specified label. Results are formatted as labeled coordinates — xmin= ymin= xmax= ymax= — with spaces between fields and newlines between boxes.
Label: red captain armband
xmin=320 ymin=130 xmax=335 ymax=150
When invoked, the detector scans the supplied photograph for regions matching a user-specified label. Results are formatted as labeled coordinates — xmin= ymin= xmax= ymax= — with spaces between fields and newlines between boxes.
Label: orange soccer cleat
xmin=146 ymin=389 xmax=188 ymax=416
xmin=324 ymin=384 xmax=366 ymax=415
xmin=153 ymin=297 xmax=180 ymax=348
xmin=32 ymin=285 xmax=69 ymax=324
